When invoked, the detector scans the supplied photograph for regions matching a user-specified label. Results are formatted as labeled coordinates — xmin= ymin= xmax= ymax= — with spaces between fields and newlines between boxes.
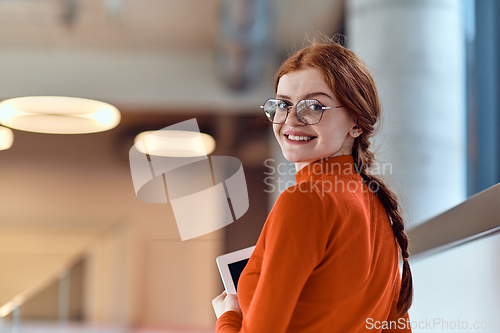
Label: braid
xmin=353 ymin=136 xmax=413 ymax=316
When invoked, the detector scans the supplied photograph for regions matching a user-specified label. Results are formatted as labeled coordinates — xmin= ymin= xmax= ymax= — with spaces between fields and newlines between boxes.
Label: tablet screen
xmin=228 ymin=258 xmax=249 ymax=291
xmin=216 ymin=245 xmax=255 ymax=294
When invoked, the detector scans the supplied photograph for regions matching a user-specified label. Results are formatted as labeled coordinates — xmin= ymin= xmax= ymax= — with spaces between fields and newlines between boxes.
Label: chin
xmin=282 ymin=153 xmax=311 ymax=164
xmin=282 ymin=151 xmax=300 ymax=162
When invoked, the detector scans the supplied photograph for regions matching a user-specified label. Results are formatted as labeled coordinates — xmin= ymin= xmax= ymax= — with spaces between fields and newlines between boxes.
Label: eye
xmin=308 ymin=102 xmax=324 ymax=111
xmin=277 ymin=100 xmax=290 ymax=109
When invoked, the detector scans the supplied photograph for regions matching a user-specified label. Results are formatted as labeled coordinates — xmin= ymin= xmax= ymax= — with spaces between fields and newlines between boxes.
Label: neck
xmin=295 ymin=152 xmax=351 ymax=173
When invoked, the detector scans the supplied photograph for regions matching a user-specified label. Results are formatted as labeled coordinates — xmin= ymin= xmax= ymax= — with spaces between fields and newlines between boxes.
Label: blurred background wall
xmin=0 ymin=0 xmax=499 ymax=332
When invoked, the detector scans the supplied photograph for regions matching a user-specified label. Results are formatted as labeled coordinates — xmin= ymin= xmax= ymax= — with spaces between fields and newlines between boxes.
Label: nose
xmin=284 ymin=106 xmax=304 ymax=126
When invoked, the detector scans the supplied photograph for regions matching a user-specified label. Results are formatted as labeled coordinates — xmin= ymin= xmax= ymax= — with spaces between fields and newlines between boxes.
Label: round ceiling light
xmin=0 ymin=126 xmax=14 ymax=151
xmin=134 ymin=130 xmax=216 ymax=157
xmin=0 ymin=96 xmax=121 ymax=134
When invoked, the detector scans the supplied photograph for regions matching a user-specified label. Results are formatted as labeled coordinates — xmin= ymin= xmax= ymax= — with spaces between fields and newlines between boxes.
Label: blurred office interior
xmin=0 ymin=0 xmax=499 ymax=332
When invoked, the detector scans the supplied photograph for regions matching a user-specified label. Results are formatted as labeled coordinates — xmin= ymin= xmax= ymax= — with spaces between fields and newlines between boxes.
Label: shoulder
xmin=280 ymin=181 xmax=319 ymax=196
xmin=266 ymin=183 xmax=329 ymax=246
xmin=276 ymin=180 xmax=346 ymax=207
xmin=269 ymin=182 xmax=329 ymax=225
xmin=275 ymin=181 xmax=323 ymax=207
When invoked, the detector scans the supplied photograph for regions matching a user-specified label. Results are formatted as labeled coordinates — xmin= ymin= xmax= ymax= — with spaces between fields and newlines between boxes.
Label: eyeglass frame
xmin=260 ymin=98 xmax=344 ymax=125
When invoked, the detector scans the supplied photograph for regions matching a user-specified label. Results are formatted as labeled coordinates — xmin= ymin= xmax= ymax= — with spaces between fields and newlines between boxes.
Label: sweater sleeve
xmin=215 ymin=186 xmax=329 ymax=332
xmin=216 ymin=311 xmax=242 ymax=331
xmin=381 ymin=310 xmax=411 ymax=332
xmin=381 ymin=288 xmax=412 ymax=332
xmin=381 ymin=265 xmax=412 ymax=332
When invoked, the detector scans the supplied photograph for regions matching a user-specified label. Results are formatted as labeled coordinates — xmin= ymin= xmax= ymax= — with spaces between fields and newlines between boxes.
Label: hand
xmin=212 ymin=290 xmax=242 ymax=319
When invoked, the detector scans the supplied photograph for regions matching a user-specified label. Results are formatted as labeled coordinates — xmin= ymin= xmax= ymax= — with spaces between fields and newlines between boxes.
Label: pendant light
xmin=0 ymin=126 xmax=13 ymax=150
xmin=0 ymin=96 xmax=121 ymax=134
xmin=134 ymin=130 xmax=216 ymax=157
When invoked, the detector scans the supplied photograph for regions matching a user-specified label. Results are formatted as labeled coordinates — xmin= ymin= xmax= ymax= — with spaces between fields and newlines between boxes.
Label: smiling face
xmin=273 ymin=67 xmax=362 ymax=171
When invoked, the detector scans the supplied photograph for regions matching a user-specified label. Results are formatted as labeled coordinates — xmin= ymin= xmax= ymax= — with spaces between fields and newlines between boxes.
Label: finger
xmin=213 ymin=290 xmax=227 ymax=302
xmin=226 ymin=292 xmax=237 ymax=299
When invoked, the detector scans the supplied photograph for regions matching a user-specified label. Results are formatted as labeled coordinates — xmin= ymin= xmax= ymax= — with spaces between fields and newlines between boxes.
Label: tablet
xmin=216 ymin=246 xmax=255 ymax=295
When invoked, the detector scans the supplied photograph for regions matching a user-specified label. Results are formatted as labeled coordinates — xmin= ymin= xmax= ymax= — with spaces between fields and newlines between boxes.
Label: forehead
xmin=276 ymin=67 xmax=332 ymax=97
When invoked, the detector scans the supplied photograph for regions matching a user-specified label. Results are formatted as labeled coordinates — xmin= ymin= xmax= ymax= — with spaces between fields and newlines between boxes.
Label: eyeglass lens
xmin=263 ymin=99 xmax=324 ymax=124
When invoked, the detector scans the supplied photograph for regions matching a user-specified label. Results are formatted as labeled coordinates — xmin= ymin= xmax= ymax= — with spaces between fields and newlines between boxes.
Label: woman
xmin=212 ymin=40 xmax=413 ymax=332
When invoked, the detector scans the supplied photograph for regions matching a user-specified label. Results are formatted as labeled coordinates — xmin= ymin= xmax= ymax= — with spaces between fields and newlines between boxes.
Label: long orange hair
xmin=275 ymin=40 xmax=413 ymax=315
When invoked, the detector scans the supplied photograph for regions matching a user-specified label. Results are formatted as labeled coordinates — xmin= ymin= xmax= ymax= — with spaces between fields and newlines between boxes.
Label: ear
xmin=349 ymin=124 xmax=362 ymax=138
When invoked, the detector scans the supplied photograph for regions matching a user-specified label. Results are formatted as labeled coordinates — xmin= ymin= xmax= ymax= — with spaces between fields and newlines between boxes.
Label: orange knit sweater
xmin=216 ymin=155 xmax=411 ymax=332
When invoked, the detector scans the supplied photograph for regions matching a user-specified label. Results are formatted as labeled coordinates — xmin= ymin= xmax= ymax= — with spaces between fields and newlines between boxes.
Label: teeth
xmin=287 ymin=135 xmax=313 ymax=141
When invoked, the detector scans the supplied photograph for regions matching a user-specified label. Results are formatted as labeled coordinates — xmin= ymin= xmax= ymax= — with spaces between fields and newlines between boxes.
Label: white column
xmin=346 ymin=0 xmax=467 ymax=226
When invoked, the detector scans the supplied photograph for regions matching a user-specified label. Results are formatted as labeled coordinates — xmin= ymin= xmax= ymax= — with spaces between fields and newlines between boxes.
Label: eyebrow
xmin=275 ymin=92 xmax=333 ymax=101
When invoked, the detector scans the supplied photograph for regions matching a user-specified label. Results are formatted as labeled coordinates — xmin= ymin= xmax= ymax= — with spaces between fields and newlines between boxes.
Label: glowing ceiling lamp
xmin=0 ymin=126 xmax=13 ymax=151
xmin=0 ymin=96 xmax=121 ymax=134
xmin=134 ymin=130 xmax=216 ymax=157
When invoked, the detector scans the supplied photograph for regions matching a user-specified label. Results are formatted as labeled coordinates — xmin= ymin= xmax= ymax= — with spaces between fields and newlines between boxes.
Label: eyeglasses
xmin=260 ymin=99 xmax=343 ymax=125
